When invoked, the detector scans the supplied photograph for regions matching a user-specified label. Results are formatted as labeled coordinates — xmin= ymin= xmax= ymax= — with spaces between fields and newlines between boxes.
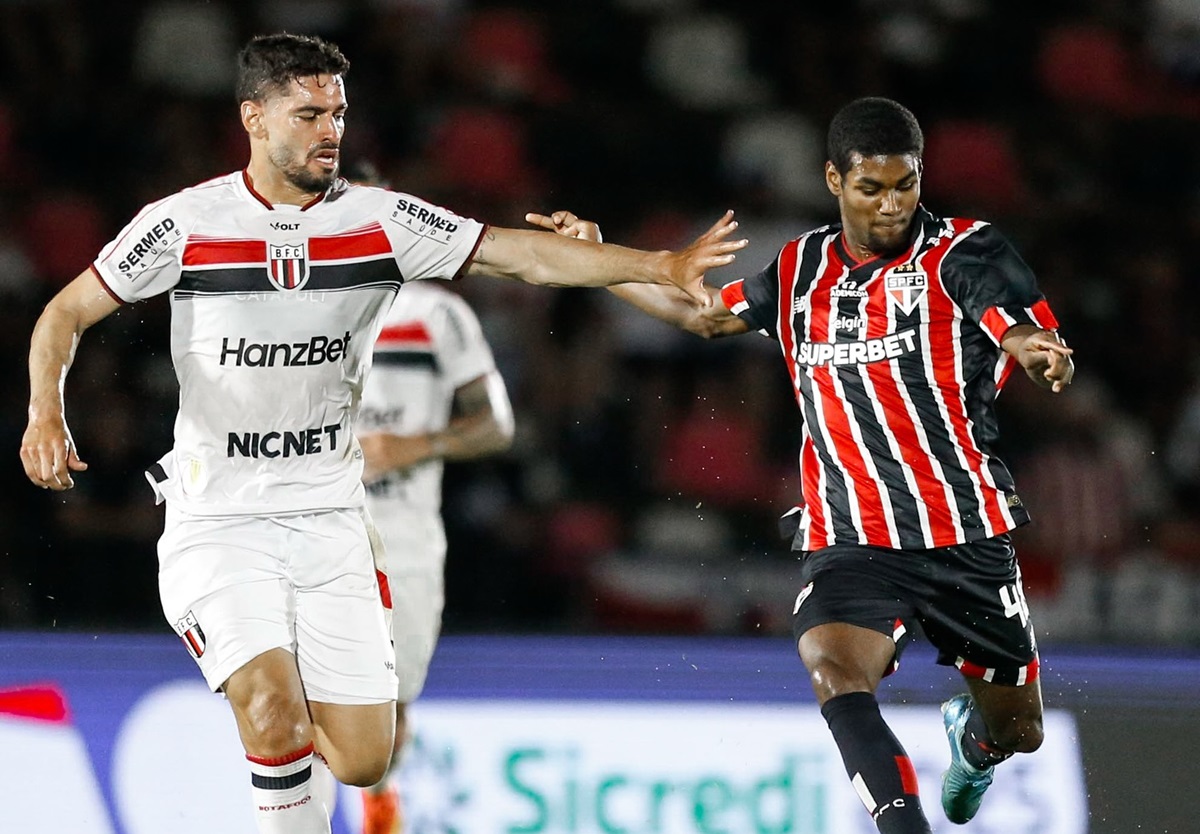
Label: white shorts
xmin=157 ymin=506 xmax=398 ymax=704
xmin=370 ymin=506 xmax=446 ymax=703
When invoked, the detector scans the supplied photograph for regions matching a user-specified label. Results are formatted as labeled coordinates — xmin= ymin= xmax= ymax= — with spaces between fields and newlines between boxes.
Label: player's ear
xmin=241 ymin=101 xmax=265 ymax=138
xmin=825 ymin=161 xmax=842 ymax=197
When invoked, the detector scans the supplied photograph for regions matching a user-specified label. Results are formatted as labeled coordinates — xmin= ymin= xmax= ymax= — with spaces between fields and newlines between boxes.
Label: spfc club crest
xmin=267 ymin=241 xmax=310 ymax=291
xmin=885 ymin=265 xmax=927 ymax=315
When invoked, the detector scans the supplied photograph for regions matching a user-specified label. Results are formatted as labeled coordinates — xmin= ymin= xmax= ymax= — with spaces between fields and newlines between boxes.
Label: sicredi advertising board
xmin=0 ymin=635 xmax=1087 ymax=834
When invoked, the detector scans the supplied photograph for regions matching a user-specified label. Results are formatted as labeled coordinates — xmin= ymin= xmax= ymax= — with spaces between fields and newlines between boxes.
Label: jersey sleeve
xmin=431 ymin=291 xmax=498 ymax=389
xmin=92 ymin=194 xmax=189 ymax=302
xmin=719 ymin=253 xmax=784 ymax=338
xmin=943 ymin=223 xmax=1060 ymax=347
xmin=384 ymin=192 xmax=486 ymax=283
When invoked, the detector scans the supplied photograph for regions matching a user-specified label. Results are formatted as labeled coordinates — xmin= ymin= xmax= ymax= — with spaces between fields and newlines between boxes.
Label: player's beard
xmin=865 ymin=221 xmax=913 ymax=257
xmin=271 ymin=145 xmax=338 ymax=193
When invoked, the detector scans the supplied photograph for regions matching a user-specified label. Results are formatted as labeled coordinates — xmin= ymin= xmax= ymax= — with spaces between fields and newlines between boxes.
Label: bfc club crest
xmin=885 ymin=265 xmax=927 ymax=315
xmin=267 ymin=241 xmax=311 ymax=291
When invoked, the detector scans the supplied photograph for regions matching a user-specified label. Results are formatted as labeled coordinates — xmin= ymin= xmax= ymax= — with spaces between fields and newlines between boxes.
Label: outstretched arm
xmin=22 ymin=269 xmax=122 ymax=489
xmin=358 ymin=370 xmax=514 ymax=483
xmin=1001 ymin=324 xmax=1074 ymax=393
xmin=466 ymin=210 xmax=746 ymax=307
xmin=524 ymin=210 xmax=750 ymax=339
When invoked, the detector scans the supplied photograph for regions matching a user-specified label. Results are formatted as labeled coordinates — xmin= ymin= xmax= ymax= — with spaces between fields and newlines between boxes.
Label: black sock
xmin=821 ymin=692 xmax=932 ymax=834
xmin=963 ymin=705 xmax=1014 ymax=770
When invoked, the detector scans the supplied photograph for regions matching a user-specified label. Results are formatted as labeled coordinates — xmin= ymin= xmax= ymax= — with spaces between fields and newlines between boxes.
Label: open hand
xmin=668 ymin=210 xmax=747 ymax=307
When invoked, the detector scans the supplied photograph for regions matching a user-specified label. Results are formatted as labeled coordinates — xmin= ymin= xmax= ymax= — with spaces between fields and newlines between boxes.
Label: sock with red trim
xmin=963 ymin=706 xmax=1015 ymax=770
xmin=247 ymin=743 xmax=331 ymax=834
xmin=821 ymin=692 xmax=932 ymax=834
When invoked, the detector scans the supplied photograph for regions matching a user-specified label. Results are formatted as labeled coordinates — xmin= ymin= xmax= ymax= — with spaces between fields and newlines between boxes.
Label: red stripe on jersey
xmin=980 ymin=306 xmax=1014 ymax=344
xmin=924 ymin=220 xmax=1009 ymax=534
xmin=996 ymin=354 xmax=1017 ymax=391
xmin=1029 ymin=298 xmax=1059 ymax=329
xmin=719 ymin=279 xmax=747 ymax=311
xmin=808 ymin=242 xmax=891 ymax=545
xmin=776 ymin=242 xmax=828 ymax=547
xmin=377 ymin=322 xmax=432 ymax=347
xmin=863 ymin=267 xmax=958 ymax=543
xmin=183 ymin=238 xmax=266 ymax=266
xmin=981 ymin=298 xmax=1061 ymax=345
xmin=798 ymin=240 xmax=834 ymax=547
xmin=309 ymin=223 xmax=391 ymax=261
xmin=776 ymin=240 xmax=802 ymax=399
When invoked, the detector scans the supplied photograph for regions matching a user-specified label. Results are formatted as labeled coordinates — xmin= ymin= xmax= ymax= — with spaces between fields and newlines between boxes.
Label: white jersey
xmin=92 ymin=170 xmax=485 ymax=517
xmin=359 ymin=282 xmax=499 ymax=521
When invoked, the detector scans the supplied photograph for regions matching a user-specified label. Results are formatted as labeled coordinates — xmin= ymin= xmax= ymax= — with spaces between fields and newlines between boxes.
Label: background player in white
xmin=355 ymin=278 xmax=514 ymax=834
xmin=20 ymin=33 xmax=745 ymax=834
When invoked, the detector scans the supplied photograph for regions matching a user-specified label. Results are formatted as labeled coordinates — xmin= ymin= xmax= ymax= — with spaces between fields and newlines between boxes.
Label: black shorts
xmin=790 ymin=534 xmax=1039 ymax=686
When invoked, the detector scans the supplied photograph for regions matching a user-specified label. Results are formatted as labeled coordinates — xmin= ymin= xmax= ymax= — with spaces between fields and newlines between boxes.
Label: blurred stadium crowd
xmin=2 ymin=0 xmax=1199 ymax=646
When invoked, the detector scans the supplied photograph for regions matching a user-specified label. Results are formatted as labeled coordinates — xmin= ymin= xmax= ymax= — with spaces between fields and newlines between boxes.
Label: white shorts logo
xmin=173 ymin=611 xmax=207 ymax=659
xmin=793 ymin=582 xmax=814 ymax=615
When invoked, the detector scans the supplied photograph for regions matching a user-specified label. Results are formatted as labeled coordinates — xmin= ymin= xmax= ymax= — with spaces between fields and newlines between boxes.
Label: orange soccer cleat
xmin=361 ymin=784 xmax=403 ymax=834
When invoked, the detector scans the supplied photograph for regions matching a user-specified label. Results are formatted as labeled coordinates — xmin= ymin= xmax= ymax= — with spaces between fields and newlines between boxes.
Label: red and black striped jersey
xmin=720 ymin=207 xmax=1060 ymax=552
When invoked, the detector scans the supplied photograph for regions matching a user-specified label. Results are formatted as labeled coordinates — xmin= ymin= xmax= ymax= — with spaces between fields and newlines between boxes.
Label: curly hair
xmin=236 ymin=33 xmax=350 ymax=103
xmin=826 ymin=97 xmax=923 ymax=175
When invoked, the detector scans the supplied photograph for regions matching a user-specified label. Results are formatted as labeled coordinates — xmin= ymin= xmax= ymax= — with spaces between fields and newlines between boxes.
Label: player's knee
xmin=804 ymin=657 xmax=876 ymax=701
xmin=241 ymin=691 xmax=310 ymax=753
xmin=329 ymin=746 xmax=392 ymax=787
xmin=994 ymin=714 xmax=1044 ymax=754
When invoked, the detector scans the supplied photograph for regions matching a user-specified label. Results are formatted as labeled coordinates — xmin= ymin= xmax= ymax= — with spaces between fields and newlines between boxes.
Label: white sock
xmin=311 ymin=751 xmax=338 ymax=817
xmin=247 ymin=743 xmax=330 ymax=834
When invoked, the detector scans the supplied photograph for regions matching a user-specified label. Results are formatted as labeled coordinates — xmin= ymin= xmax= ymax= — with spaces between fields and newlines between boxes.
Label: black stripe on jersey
xmin=834 ymin=367 xmax=927 ymax=549
xmin=791 ymin=237 xmax=858 ymax=545
xmin=796 ymin=374 xmax=860 ymax=544
xmin=175 ymin=258 xmax=404 ymax=295
xmin=372 ymin=351 xmax=438 ymax=370
xmin=891 ymin=339 xmax=986 ymax=534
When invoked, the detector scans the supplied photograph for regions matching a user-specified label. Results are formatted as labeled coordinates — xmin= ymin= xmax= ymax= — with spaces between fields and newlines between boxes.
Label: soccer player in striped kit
xmin=532 ymin=97 xmax=1074 ymax=833
xmin=19 ymin=33 xmax=745 ymax=834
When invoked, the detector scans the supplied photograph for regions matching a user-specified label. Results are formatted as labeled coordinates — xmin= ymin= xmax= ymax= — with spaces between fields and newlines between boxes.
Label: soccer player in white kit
xmin=20 ymin=33 xmax=746 ymax=834
xmin=355 ymin=281 xmax=514 ymax=834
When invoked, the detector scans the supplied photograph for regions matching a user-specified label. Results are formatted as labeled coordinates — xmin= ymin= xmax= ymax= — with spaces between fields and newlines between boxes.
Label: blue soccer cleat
xmin=940 ymin=694 xmax=994 ymax=824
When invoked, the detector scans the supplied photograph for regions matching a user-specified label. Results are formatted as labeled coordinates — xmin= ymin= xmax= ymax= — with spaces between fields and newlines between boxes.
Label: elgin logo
xmin=268 ymin=242 xmax=310 ymax=291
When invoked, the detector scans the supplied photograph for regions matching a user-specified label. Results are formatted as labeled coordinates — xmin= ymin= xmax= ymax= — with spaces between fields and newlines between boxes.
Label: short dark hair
xmin=826 ymin=97 xmax=923 ymax=175
xmin=236 ymin=33 xmax=350 ymax=103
